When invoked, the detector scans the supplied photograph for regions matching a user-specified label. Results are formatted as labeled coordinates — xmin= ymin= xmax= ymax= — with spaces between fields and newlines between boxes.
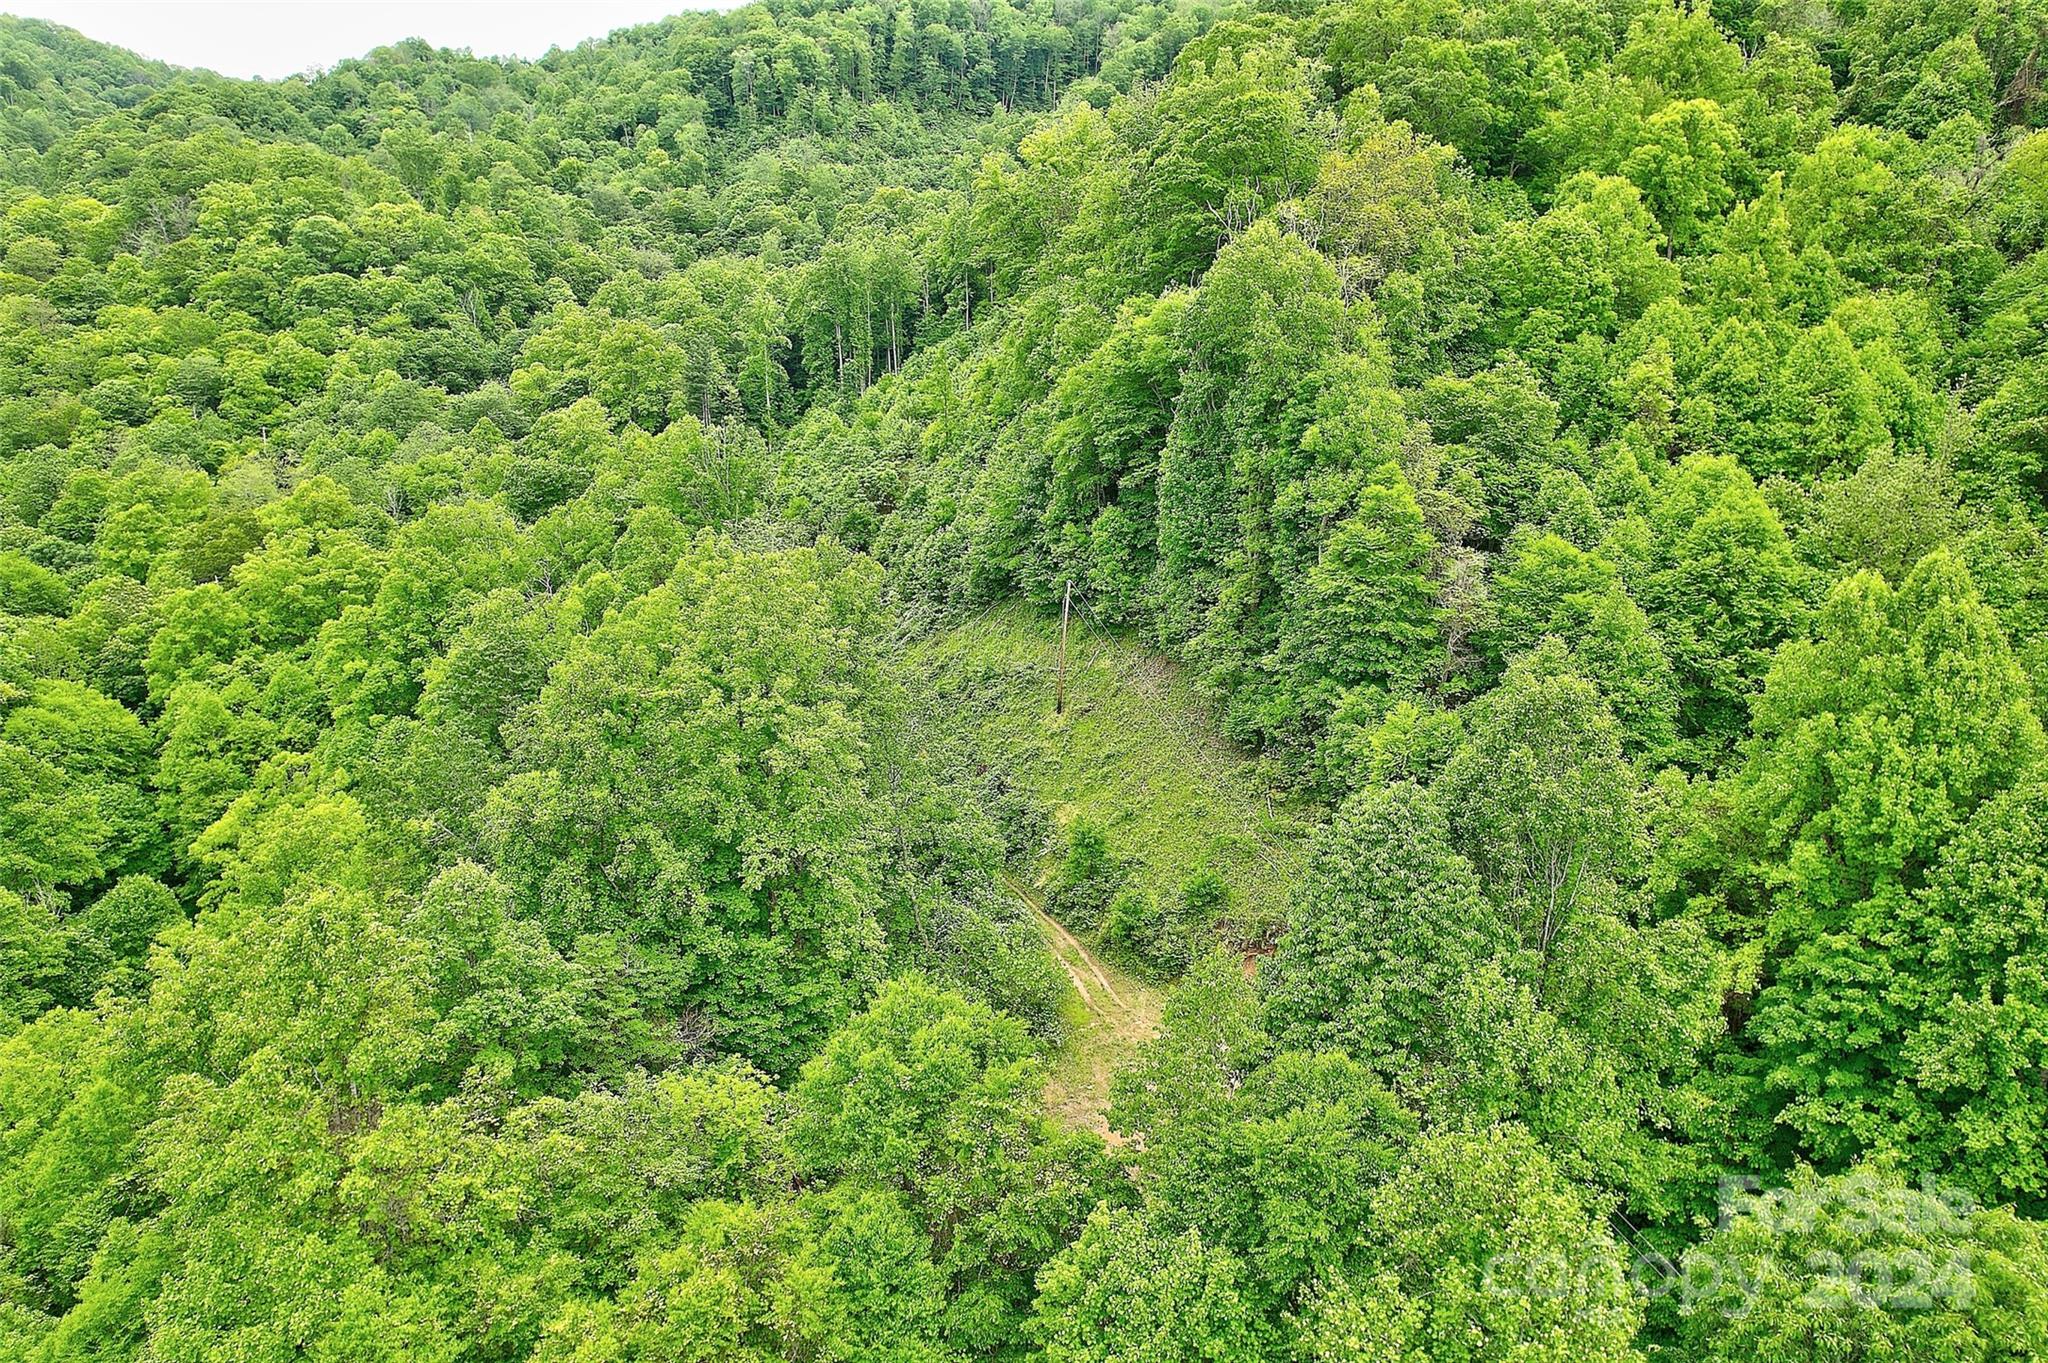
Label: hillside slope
xmin=8 ymin=0 xmax=2048 ymax=1356
xmin=913 ymin=603 xmax=1311 ymax=945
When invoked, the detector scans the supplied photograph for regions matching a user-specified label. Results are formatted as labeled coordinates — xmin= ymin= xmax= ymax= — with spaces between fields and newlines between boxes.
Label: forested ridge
xmin=3 ymin=0 xmax=2048 ymax=1356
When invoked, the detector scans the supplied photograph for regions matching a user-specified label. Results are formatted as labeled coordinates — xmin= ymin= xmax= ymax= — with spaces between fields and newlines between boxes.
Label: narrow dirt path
xmin=1032 ymin=894 xmax=1125 ymax=1008
xmin=1001 ymin=871 xmax=1161 ymax=1142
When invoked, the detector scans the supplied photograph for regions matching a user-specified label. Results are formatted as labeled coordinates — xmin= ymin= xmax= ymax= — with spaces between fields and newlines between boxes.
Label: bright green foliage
xmin=1114 ymin=953 xmax=1414 ymax=1332
xmin=0 ymin=738 xmax=105 ymax=897
xmin=1896 ymin=781 xmax=2048 ymax=1205
xmin=1416 ymin=359 xmax=1567 ymax=544
xmin=484 ymin=536 xmax=893 ymax=1073
xmin=1159 ymin=219 xmax=1345 ymax=650
xmin=67 ymin=875 xmax=181 ymax=1000
xmin=1440 ymin=642 xmax=1638 ymax=978
xmin=1625 ymin=98 xmax=1742 ymax=249
xmin=1272 ymin=462 xmax=1441 ymax=747
xmin=538 ymin=1191 xmax=955 ymax=1363
xmin=1804 ymin=451 xmax=1962 ymax=584
xmin=792 ymin=977 xmax=1114 ymax=1354
xmin=1142 ymin=43 xmax=1324 ymax=282
xmin=1145 ymin=1047 xmax=1411 ymax=1318
xmin=1482 ymin=532 xmax=1679 ymax=759
xmin=1263 ymin=782 xmax=1502 ymax=1072
xmin=1675 ymin=1168 xmax=2048 ymax=1362
xmin=1043 ymin=292 xmax=1189 ymax=619
xmin=1300 ymin=1125 xmax=1645 ymax=1363
xmin=5 ymin=679 xmax=162 ymax=884
xmin=1628 ymin=454 xmax=1809 ymax=761
xmin=1732 ymin=551 xmax=2046 ymax=1185
xmin=791 ymin=976 xmax=1038 ymax=1189
xmin=1044 ymin=818 xmax=1131 ymax=934
xmin=0 ymin=888 xmax=67 ymax=1026
xmin=1029 ymin=1206 xmax=1255 ymax=1363
xmin=2 ymin=0 xmax=2048 ymax=1354
xmin=0 ymin=553 xmax=66 ymax=617
xmin=1395 ymin=645 xmax=1729 ymax=1217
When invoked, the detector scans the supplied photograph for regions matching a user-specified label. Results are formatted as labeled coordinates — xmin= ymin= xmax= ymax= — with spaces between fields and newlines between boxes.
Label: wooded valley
xmin=2 ymin=0 xmax=2048 ymax=1356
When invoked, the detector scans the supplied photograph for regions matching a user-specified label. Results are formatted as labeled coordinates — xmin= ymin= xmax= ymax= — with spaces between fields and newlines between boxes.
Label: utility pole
xmin=1055 ymin=580 xmax=1072 ymax=716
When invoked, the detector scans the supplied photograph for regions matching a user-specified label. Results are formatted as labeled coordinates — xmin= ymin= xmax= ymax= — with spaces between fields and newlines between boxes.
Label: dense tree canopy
xmin=4 ymin=0 xmax=2048 ymax=1355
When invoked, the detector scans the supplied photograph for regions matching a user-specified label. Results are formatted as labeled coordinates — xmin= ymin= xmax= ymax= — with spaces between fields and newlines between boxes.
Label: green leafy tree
xmin=483 ymin=536 xmax=892 ymax=1073
xmin=1439 ymin=641 xmax=1638 ymax=991
xmin=1674 ymin=1168 xmax=2048 ymax=1362
xmin=1272 ymin=462 xmax=1441 ymax=745
xmin=1623 ymin=98 xmax=1742 ymax=250
xmin=1030 ymin=1207 xmax=1256 ymax=1363
xmin=1264 ymin=782 xmax=1504 ymax=1073
xmin=791 ymin=977 xmax=1112 ymax=1353
xmin=1142 ymin=43 xmax=1323 ymax=281
xmin=1482 ymin=532 xmax=1679 ymax=760
xmin=1299 ymin=1124 xmax=1645 ymax=1363
xmin=0 ymin=739 xmax=105 ymax=899
xmin=0 ymin=886 xmax=68 ymax=1025
xmin=1732 ymin=551 xmax=2046 ymax=1178
xmin=537 ymin=1191 xmax=955 ymax=1363
xmin=1628 ymin=454 xmax=1808 ymax=761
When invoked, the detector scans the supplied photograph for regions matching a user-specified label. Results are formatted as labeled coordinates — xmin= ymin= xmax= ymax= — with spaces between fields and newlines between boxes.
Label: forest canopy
xmin=3 ymin=0 xmax=2048 ymax=1357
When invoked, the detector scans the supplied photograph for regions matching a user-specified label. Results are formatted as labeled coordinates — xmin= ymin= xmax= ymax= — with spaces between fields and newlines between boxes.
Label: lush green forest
xmin=3 ymin=0 xmax=2048 ymax=1356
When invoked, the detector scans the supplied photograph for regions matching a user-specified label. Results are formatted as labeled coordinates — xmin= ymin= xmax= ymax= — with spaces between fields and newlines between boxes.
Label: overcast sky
xmin=2 ymin=1 xmax=732 ymax=79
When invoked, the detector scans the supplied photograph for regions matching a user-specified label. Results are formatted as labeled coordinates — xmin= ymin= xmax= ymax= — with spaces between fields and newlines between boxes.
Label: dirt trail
xmin=1001 ymin=872 xmax=1161 ymax=1141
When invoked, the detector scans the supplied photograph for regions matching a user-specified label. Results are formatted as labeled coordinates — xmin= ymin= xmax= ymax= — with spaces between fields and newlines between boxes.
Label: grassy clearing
xmin=912 ymin=602 xmax=1313 ymax=943
xmin=913 ymin=603 xmax=1316 ymax=1134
